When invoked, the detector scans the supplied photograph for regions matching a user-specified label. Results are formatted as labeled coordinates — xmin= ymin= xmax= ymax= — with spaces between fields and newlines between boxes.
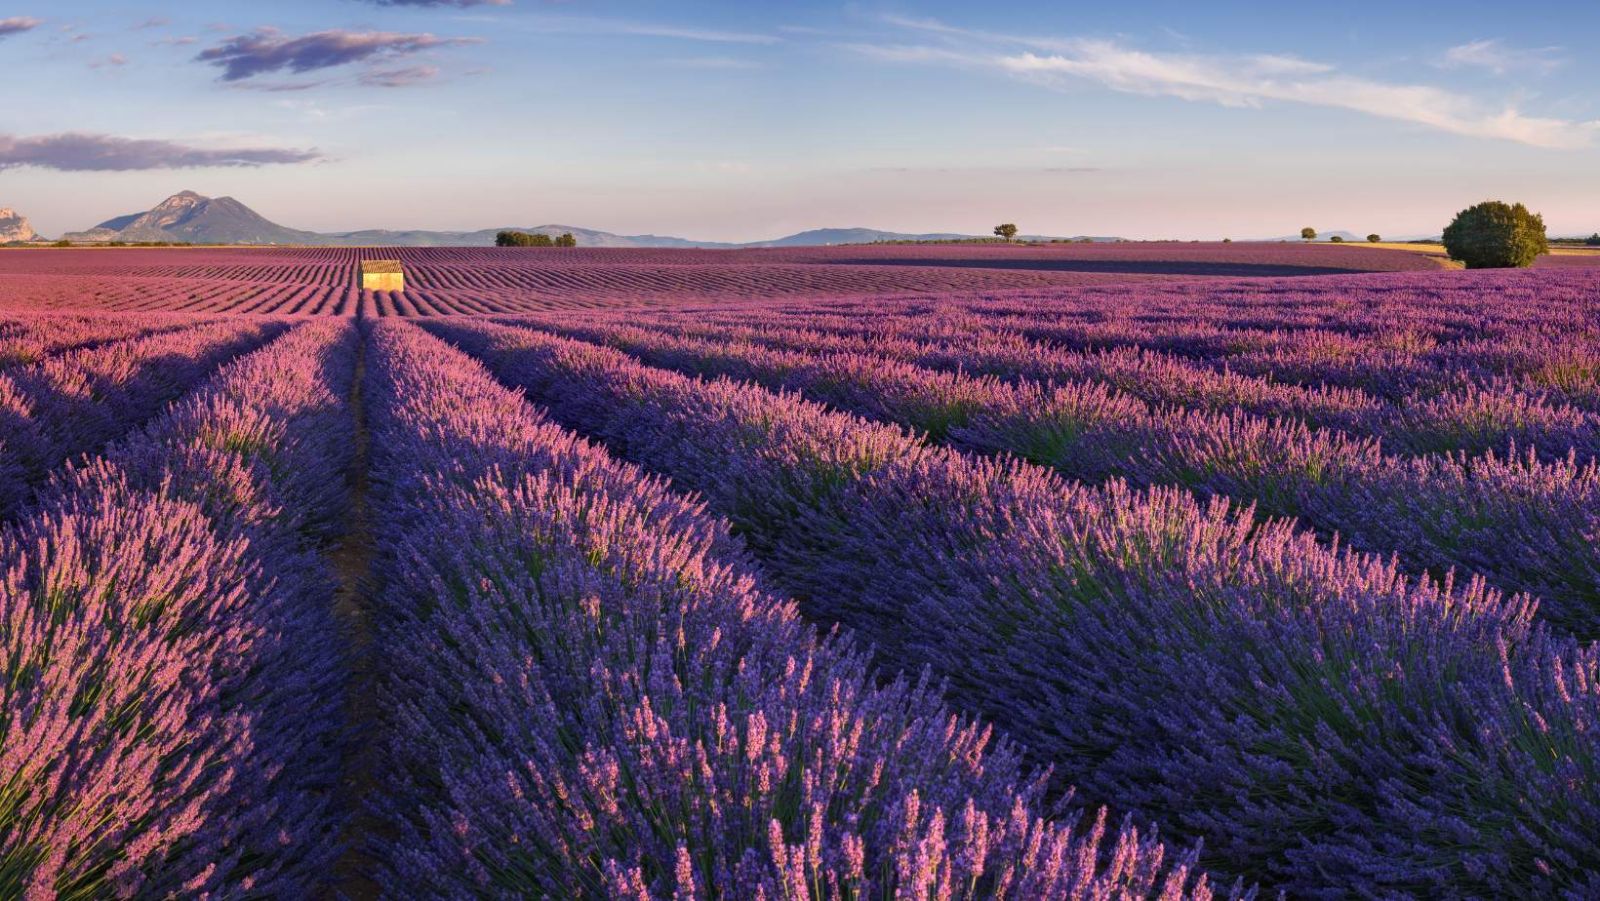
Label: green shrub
xmin=1441 ymin=201 xmax=1548 ymax=269
xmin=1329 ymin=235 xmax=1344 ymax=243
xmin=1367 ymin=234 xmax=1381 ymax=243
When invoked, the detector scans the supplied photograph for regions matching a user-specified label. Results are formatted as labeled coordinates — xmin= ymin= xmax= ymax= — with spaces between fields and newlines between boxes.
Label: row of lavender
xmin=429 ymin=318 xmax=1600 ymax=898
xmin=359 ymin=320 xmax=1222 ymax=897
xmin=2 ymin=316 xmax=1234 ymax=896
xmin=518 ymin=313 xmax=1600 ymax=638
xmin=2 ymin=322 xmax=352 ymax=895
xmin=608 ymin=302 xmax=1600 ymax=461
xmin=0 ymin=319 xmax=286 ymax=518
xmin=702 ymin=273 xmax=1600 ymax=403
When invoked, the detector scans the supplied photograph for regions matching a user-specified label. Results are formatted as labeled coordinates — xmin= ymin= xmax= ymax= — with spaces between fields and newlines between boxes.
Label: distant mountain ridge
xmin=65 ymin=191 xmax=322 ymax=245
xmin=62 ymin=191 xmax=1116 ymax=248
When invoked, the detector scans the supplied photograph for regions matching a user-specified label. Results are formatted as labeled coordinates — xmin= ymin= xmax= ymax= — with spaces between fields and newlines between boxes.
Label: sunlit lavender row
xmin=2 ymin=256 xmax=1598 ymax=899
xmin=429 ymin=317 xmax=1600 ymax=898
xmin=513 ymin=313 xmax=1600 ymax=637
xmin=1 ymin=321 xmax=352 ymax=896
xmin=360 ymin=320 xmax=1228 ymax=898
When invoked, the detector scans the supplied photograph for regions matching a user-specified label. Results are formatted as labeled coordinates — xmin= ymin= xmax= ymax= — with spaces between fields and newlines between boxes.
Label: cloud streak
xmin=196 ymin=28 xmax=478 ymax=81
xmin=0 ymin=132 xmax=322 ymax=171
xmin=1441 ymin=39 xmax=1564 ymax=75
xmin=0 ymin=17 xmax=42 ymax=38
xmin=355 ymin=0 xmax=509 ymax=6
xmin=360 ymin=65 xmax=441 ymax=87
xmin=863 ymin=18 xmax=1599 ymax=150
xmin=509 ymin=15 xmax=780 ymax=45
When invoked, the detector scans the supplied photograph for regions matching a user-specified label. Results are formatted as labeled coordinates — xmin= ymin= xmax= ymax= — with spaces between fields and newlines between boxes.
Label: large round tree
xmin=1441 ymin=201 xmax=1548 ymax=269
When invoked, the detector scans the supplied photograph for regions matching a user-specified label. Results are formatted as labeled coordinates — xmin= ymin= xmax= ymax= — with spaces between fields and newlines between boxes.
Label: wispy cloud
xmin=0 ymin=16 xmax=42 ymax=38
xmin=196 ymin=28 xmax=479 ymax=82
xmin=661 ymin=56 xmax=763 ymax=70
xmin=133 ymin=17 xmax=170 ymax=30
xmin=614 ymin=23 xmax=777 ymax=44
xmin=360 ymin=64 xmax=441 ymax=87
xmin=0 ymin=132 xmax=321 ymax=171
xmin=88 ymin=53 xmax=128 ymax=69
xmin=869 ymin=165 xmax=1103 ymax=174
xmin=357 ymin=0 xmax=509 ymax=6
xmin=1440 ymin=39 xmax=1564 ymax=75
xmin=860 ymin=17 xmax=1598 ymax=150
xmin=506 ymin=15 xmax=780 ymax=45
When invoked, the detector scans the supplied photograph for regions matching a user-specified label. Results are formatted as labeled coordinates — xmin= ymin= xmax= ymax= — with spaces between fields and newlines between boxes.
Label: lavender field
xmin=2 ymin=247 xmax=1599 ymax=898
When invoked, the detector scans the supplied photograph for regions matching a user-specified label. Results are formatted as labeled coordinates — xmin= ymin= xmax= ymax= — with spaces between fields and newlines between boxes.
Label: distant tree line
xmin=496 ymin=230 xmax=577 ymax=248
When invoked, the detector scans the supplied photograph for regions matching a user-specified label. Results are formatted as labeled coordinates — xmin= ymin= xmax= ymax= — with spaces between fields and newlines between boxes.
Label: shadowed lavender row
xmin=359 ymin=320 xmax=1230 ymax=899
xmin=744 ymin=269 xmax=1598 ymax=349
xmin=0 ymin=314 xmax=195 ymax=370
xmin=430 ymin=318 xmax=1600 ymax=898
xmin=732 ymin=272 xmax=1600 ymax=410
xmin=0 ymin=321 xmax=354 ymax=896
xmin=598 ymin=310 xmax=1600 ymax=465
xmin=520 ymin=316 xmax=1600 ymax=637
xmin=0 ymin=319 xmax=286 ymax=517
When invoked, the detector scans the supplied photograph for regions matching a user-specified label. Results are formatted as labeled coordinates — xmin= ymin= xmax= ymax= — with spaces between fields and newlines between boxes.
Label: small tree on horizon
xmin=1329 ymin=235 xmax=1344 ymax=243
xmin=1367 ymin=234 xmax=1382 ymax=243
xmin=1441 ymin=201 xmax=1548 ymax=269
xmin=1587 ymin=233 xmax=1600 ymax=247
xmin=993 ymin=223 xmax=1019 ymax=242
xmin=1300 ymin=227 xmax=1317 ymax=242
xmin=554 ymin=232 xmax=578 ymax=248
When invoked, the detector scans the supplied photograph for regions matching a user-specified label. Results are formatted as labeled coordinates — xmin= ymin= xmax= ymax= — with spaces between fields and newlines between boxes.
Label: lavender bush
xmin=362 ymin=320 xmax=1227 ymax=899
xmin=431 ymin=319 xmax=1600 ymax=898
xmin=0 ymin=321 xmax=353 ymax=896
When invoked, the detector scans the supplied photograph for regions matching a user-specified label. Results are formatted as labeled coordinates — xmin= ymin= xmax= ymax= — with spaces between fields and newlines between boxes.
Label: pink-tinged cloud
xmin=0 ymin=17 xmax=42 ymax=38
xmin=0 ymin=132 xmax=321 ymax=170
xmin=196 ymin=28 xmax=479 ymax=82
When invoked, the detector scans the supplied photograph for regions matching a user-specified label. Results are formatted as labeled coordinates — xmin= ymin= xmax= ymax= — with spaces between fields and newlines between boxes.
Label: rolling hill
xmin=61 ymin=192 xmax=1117 ymax=248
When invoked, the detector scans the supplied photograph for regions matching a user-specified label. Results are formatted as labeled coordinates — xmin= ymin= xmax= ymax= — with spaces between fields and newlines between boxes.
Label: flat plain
xmin=4 ymin=241 xmax=1599 ymax=898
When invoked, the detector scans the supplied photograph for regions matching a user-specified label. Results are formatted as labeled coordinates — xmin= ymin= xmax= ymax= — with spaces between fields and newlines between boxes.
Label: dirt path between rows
xmin=326 ymin=325 xmax=382 ymax=899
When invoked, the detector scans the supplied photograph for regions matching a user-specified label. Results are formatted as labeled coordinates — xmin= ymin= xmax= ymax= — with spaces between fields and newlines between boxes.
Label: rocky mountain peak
xmin=0 ymin=207 xmax=38 ymax=243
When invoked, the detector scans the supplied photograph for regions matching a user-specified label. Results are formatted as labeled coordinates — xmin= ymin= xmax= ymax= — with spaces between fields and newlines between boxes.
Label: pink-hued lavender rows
xmin=587 ymin=304 xmax=1600 ymax=463
xmin=1 ymin=321 xmax=353 ymax=896
xmin=427 ymin=318 xmax=1600 ymax=898
xmin=0 ymin=243 xmax=1447 ymax=316
xmin=2 ymin=253 xmax=1598 ymax=897
xmin=0 ymin=314 xmax=193 ymax=368
xmin=0 ymin=319 xmax=285 ymax=517
xmin=359 ymin=320 xmax=1230 ymax=899
xmin=515 ymin=314 xmax=1600 ymax=638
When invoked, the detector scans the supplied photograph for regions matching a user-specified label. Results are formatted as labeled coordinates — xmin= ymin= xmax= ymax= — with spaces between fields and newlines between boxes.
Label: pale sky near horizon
xmin=1 ymin=1 xmax=1596 ymax=241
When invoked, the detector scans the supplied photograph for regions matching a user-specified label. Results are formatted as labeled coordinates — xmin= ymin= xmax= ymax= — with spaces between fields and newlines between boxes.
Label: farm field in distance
xmin=12 ymin=0 xmax=1600 ymax=893
xmin=4 ymin=240 xmax=1599 ymax=898
xmin=0 ymin=241 xmax=1457 ymax=315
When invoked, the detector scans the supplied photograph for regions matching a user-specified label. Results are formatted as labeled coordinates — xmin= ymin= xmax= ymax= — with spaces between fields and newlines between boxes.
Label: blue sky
xmin=2 ymin=1 xmax=1596 ymax=240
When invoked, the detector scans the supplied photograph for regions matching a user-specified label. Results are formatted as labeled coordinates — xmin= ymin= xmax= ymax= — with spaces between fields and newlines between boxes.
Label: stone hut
xmin=360 ymin=259 xmax=405 ymax=291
